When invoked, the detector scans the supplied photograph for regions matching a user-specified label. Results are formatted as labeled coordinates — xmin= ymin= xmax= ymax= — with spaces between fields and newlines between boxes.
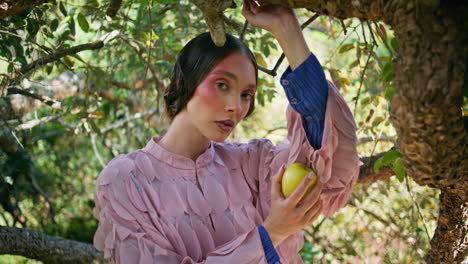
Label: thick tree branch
xmin=266 ymin=0 xmax=394 ymax=23
xmin=189 ymin=0 xmax=236 ymax=46
xmin=0 ymin=226 xmax=107 ymax=264
xmin=0 ymin=0 xmax=52 ymax=19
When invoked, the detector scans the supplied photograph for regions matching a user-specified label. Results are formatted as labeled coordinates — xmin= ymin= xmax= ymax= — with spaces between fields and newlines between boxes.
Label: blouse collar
xmin=143 ymin=136 xmax=216 ymax=169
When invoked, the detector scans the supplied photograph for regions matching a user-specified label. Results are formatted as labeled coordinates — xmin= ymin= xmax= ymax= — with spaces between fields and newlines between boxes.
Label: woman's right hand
xmin=262 ymin=164 xmax=323 ymax=247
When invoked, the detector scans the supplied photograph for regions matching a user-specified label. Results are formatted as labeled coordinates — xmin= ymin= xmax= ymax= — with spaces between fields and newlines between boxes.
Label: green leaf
xmin=59 ymin=2 xmax=68 ymax=17
xmin=374 ymin=150 xmax=402 ymax=173
xmin=50 ymin=19 xmax=59 ymax=32
xmin=392 ymin=158 xmax=406 ymax=182
xmin=77 ymin=13 xmax=90 ymax=32
xmin=385 ymin=84 xmax=395 ymax=101
xmin=69 ymin=18 xmax=76 ymax=36
xmin=339 ymin=43 xmax=354 ymax=53
xmin=390 ymin=37 xmax=398 ymax=53
xmin=7 ymin=63 xmax=14 ymax=73
xmin=349 ymin=60 xmax=360 ymax=69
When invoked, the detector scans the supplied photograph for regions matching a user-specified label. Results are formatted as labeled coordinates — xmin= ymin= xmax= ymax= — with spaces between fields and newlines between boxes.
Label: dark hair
xmin=163 ymin=32 xmax=258 ymax=123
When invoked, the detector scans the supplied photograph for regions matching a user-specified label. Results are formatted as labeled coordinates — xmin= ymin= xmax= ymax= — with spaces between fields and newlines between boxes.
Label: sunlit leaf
xmin=374 ymin=150 xmax=402 ymax=173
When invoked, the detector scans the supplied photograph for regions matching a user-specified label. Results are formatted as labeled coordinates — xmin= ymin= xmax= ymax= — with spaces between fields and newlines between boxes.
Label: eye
xmin=242 ymin=93 xmax=254 ymax=100
xmin=216 ymin=81 xmax=228 ymax=90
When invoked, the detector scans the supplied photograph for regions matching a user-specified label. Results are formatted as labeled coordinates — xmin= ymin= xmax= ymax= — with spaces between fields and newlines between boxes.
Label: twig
xmin=367 ymin=22 xmax=378 ymax=48
xmin=100 ymin=109 xmax=157 ymax=134
xmin=373 ymin=22 xmax=394 ymax=57
xmin=262 ymin=126 xmax=287 ymax=138
xmin=348 ymin=199 xmax=390 ymax=226
xmin=240 ymin=20 xmax=248 ymax=41
xmin=300 ymin=14 xmax=320 ymax=30
xmin=264 ymin=14 xmax=320 ymax=77
xmin=0 ymin=114 xmax=64 ymax=135
xmin=0 ymin=30 xmax=51 ymax=52
xmin=2 ymin=41 xmax=104 ymax=94
xmin=340 ymin=19 xmax=347 ymax=35
xmin=258 ymin=65 xmax=277 ymax=76
xmin=223 ymin=15 xmax=251 ymax=36
xmin=405 ymin=174 xmax=431 ymax=242
xmin=353 ymin=43 xmax=375 ymax=116
xmin=361 ymin=21 xmax=367 ymax=46
xmin=91 ymin=133 xmax=106 ymax=168
xmin=6 ymin=87 xmax=62 ymax=109
xmin=358 ymin=136 xmax=396 ymax=145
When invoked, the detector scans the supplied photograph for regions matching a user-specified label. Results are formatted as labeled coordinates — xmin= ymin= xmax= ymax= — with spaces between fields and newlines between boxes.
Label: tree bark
xmin=388 ymin=1 xmax=467 ymax=262
xmin=0 ymin=0 xmax=51 ymax=19
xmin=0 ymin=226 xmax=107 ymax=263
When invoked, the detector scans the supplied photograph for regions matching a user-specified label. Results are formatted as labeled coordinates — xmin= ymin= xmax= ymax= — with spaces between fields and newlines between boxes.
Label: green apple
xmin=281 ymin=162 xmax=317 ymax=198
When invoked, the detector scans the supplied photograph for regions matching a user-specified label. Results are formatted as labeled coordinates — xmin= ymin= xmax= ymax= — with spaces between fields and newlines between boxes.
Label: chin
xmin=210 ymin=135 xmax=229 ymax=142
xmin=206 ymin=131 xmax=230 ymax=142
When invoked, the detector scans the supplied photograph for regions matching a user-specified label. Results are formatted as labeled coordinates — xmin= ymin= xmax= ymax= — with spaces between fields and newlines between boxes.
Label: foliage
xmin=0 ymin=1 xmax=441 ymax=263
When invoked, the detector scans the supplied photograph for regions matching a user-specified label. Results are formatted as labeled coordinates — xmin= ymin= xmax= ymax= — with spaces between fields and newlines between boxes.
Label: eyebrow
xmin=212 ymin=71 xmax=257 ymax=90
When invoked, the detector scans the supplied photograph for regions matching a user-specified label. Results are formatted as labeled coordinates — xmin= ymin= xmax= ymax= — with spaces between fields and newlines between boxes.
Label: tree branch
xmin=7 ymin=87 xmax=62 ymax=109
xmin=2 ymin=40 xmax=104 ymax=92
xmin=0 ymin=113 xmax=64 ymax=136
xmin=100 ymin=108 xmax=158 ymax=134
xmin=358 ymin=149 xmax=395 ymax=184
xmin=0 ymin=226 xmax=107 ymax=264
xmin=189 ymin=0 xmax=236 ymax=46
xmin=267 ymin=0 xmax=393 ymax=23
xmin=0 ymin=0 xmax=52 ymax=19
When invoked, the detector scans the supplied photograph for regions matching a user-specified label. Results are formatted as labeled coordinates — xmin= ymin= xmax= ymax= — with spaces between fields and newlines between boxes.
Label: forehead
xmin=209 ymin=52 xmax=257 ymax=83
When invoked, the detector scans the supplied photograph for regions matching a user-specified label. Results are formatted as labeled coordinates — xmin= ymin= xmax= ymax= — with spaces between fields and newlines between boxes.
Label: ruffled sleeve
xmin=238 ymin=80 xmax=361 ymax=260
xmin=93 ymin=155 xmax=268 ymax=264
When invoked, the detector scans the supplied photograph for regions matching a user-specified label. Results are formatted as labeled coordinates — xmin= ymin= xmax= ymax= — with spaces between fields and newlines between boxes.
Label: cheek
xmin=195 ymin=82 xmax=222 ymax=106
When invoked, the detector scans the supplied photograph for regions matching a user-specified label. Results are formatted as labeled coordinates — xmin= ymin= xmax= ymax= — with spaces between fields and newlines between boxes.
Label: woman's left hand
xmin=241 ymin=0 xmax=299 ymax=35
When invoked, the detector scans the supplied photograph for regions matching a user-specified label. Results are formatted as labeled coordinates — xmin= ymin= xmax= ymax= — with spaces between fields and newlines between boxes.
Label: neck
xmin=158 ymin=113 xmax=211 ymax=161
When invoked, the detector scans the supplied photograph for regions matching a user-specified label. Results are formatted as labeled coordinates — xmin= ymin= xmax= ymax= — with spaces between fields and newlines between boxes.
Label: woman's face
xmin=185 ymin=52 xmax=257 ymax=142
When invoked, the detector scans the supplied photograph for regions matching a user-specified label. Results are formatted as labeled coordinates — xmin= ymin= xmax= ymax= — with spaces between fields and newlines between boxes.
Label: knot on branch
xmin=190 ymin=0 xmax=236 ymax=46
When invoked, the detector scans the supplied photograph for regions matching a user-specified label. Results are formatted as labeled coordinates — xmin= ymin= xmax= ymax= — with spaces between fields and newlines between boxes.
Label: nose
xmin=225 ymin=95 xmax=242 ymax=113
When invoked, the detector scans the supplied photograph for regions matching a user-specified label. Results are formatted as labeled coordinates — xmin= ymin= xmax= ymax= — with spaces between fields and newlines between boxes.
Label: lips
xmin=215 ymin=120 xmax=234 ymax=132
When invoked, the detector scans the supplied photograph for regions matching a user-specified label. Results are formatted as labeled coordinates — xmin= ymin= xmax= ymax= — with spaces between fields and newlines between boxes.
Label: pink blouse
xmin=93 ymin=81 xmax=362 ymax=263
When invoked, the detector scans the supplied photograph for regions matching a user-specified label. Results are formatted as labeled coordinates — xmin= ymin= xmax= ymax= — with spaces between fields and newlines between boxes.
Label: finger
xmin=287 ymin=172 xmax=315 ymax=206
xmin=271 ymin=164 xmax=286 ymax=200
xmin=297 ymin=180 xmax=323 ymax=211
xmin=304 ymin=199 xmax=323 ymax=223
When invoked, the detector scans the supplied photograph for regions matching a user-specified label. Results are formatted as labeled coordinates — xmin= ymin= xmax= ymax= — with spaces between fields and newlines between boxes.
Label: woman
xmin=93 ymin=0 xmax=361 ymax=263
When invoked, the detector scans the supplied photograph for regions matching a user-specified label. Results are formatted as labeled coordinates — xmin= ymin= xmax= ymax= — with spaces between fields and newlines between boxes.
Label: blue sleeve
xmin=280 ymin=53 xmax=328 ymax=150
xmin=258 ymin=225 xmax=282 ymax=264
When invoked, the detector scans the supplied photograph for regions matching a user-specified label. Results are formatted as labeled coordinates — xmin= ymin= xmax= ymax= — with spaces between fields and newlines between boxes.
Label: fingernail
xmin=307 ymin=172 xmax=314 ymax=179
xmin=319 ymin=175 xmax=326 ymax=183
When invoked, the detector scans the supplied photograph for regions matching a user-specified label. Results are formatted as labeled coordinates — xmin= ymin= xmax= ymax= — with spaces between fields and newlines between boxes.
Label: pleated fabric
xmin=93 ymin=81 xmax=362 ymax=263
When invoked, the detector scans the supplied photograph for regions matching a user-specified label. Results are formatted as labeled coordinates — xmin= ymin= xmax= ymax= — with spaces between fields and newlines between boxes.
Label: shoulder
xmin=95 ymin=149 xmax=152 ymax=186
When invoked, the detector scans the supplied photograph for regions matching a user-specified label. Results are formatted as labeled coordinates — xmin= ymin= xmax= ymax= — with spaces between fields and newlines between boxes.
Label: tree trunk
xmin=388 ymin=1 xmax=467 ymax=262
